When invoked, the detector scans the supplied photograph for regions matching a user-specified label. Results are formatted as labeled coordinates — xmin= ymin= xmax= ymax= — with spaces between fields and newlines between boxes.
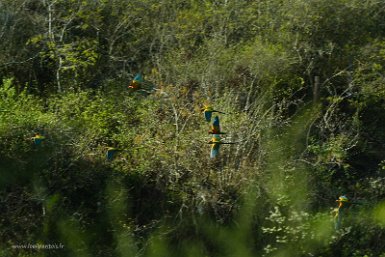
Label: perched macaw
xmin=128 ymin=73 xmax=144 ymax=90
xmin=207 ymin=135 xmax=235 ymax=158
xmin=209 ymin=116 xmax=226 ymax=135
xmin=31 ymin=133 xmax=45 ymax=145
xmin=106 ymin=147 xmax=122 ymax=161
xmin=201 ymin=106 xmax=226 ymax=122
xmin=334 ymin=195 xmax=349 ymax=230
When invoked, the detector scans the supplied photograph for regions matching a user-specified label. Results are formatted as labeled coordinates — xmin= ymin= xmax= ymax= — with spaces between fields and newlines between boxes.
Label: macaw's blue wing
xmin=34 ymin=138 xmax=43 ymax=145
xmin=204 ymin=111 xmax=212 ymax=122
xmin=133 ymin=73 xmax=143 ymax=82
xmin=32 ymin=135 xmax=45 ymax=145
xmin=210 ymin=143 xmax=220 ymax=158
xmin=212 ymin=116 xmax=221 ymax=133
xmin=106 ymin=149 xmax=117 ymax=161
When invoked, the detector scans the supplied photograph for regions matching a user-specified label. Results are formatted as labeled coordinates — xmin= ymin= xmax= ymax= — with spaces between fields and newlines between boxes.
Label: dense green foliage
xmin=1 ymin=0 xmax=385 ymax=256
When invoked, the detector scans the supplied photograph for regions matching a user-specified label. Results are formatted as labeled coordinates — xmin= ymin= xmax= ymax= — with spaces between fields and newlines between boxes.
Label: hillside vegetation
xmin=1 ymin=0 xmax=385 ymax=256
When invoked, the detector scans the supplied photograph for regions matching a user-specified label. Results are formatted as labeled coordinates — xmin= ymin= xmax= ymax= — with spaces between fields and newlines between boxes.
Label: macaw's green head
xmin=337 ymin=195 xmax=349 ymax=202
xmin=35 ymin=134 xmax=45 ymax=139
xmin=336 ymin=195 xmax=349 ymax=208
xmin=202 ymin=105 xmax=213 ymax=112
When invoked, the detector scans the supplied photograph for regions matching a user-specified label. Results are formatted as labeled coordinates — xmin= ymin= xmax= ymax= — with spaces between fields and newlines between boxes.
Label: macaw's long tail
xmin=334 ymin=214 xmax=342 ymax=230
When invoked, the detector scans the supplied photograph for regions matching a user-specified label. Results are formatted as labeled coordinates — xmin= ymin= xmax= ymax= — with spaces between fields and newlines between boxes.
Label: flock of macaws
xmin=129 ymin=75 xmax=236 ymax=159
xmin=28 ymin=75 xmax=351 ymax=226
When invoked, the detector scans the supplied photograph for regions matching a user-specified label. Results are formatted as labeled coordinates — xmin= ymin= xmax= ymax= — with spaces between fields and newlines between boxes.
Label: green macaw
xmin=207 ymin=135 xmax=235 ymax=158
xmin=201 ymin=105 xmax=226 ymax=122
xmin=106 ymin=147 xmax=122 ymax=161
xmin=208 ymin=116 xmax=226 ymax=135
xmin=334 ymin=195 xmax=349 ymax=230
xmin=31 ymin=133 xmax=45 ymax=145
xmin=128 ymin=73 xmax=155 ymax=94
xmin=128 ymin=73 xmax=144 ymax=90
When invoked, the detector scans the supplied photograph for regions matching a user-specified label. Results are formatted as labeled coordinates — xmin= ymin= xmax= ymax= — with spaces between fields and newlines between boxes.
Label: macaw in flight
xmin=208 ymin=134 xmax=235 ymax=158
xmin=31 ymin=133 xmax=45 ymax=145
xmin=128 ymin=73 xmax=156 ymax=95
xmin=208 ymin=116 xmax=226 ymax=135
xmin=201 ymin=105 xmax=226 ymax=122
xmin=106 ymin=147 xmax=122 ymax=161
xmin=334 ymin=195 xmax=349 ymax=230
xmin=128 ymin=73 xmax=144 ymax=90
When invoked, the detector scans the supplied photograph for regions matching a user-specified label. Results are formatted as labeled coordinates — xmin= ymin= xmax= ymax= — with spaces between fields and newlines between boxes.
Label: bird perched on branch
xmin=201 ymin=105 xmax=226 ymax=122
xmin=31 ymin=133 xmax=45 ymax=146
xmin=207 ymin=135 xmax=235 ymax=158
xmin=208 ymin=116 xmax=226 ymax=135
